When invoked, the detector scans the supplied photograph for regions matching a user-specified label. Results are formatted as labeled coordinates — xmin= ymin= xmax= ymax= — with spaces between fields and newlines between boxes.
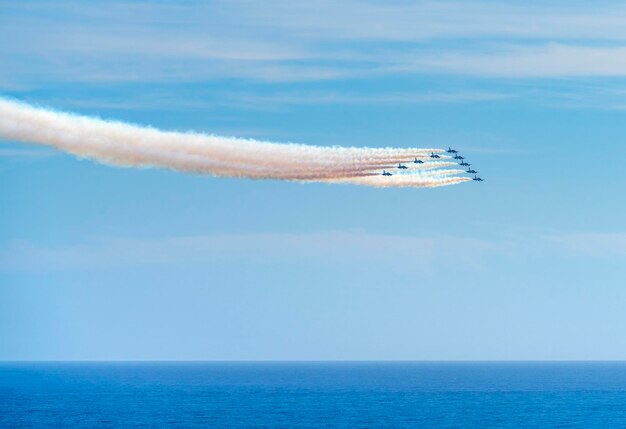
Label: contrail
xmin=0 ymin=98 xmax=470 ymax=187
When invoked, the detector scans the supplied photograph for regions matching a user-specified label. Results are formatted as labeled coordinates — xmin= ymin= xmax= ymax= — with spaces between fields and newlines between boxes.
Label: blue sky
xmin=2 ymin=0 xmax=626 ymax=360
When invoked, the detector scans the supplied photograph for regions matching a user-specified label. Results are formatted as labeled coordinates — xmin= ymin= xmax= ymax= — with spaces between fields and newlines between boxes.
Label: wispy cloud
xmin=545 ymin=232 xmax=626 ymax=257
xmin=230 ymin=1 xmax=626 ymax=42
xmin=8 ymin=1 xmax=626 ymax=43
xmin=25 ymin=90 xmax=510 ymax=113
xmin=0 ymin=231 xmax=492 ymax=272
xmin=5 ymin=1 xmax=626 ymax=84
xmin=5 ymin=228 xmax=626 ymax=275
xmin=225 ymin=90 xmax=511 ymax=108
xmin=401 ymin=44 xmax=626 ymax=78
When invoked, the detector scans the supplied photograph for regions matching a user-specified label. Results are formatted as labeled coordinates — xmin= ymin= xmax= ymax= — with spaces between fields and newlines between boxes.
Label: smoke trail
xmin=0 ymin=98 xmax=470 ymax=187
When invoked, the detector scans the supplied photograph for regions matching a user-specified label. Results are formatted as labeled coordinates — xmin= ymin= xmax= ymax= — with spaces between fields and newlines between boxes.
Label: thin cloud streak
xmin=226 ymin=91 xmax=511 ymax=108
xmin=402 ymin=44 xmax=626 ymax=78
xmin=0 ymin=231 xmax=493 ymax=272
xmin=544 ymin=233 xmax=626 ymax=257
xmin=5 ymin=228 xmax=626 ymax=274
xmin=22 ymin=90 xmax=510 ymax=113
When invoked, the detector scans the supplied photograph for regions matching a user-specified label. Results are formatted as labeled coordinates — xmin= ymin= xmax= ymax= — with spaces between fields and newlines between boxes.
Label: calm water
xmin=2 ymin=362 xmax=626 ymax=428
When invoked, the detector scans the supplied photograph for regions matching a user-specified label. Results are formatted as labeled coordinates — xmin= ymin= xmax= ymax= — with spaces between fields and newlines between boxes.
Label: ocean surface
xmin=2 ymin=362 xmax=626 ymax=428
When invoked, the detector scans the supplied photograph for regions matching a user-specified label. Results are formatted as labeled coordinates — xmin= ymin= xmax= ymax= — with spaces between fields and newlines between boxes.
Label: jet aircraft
xmin=454 ymin=154 xmax=464 ymax=160
xmin=430 ymin=152 xmax=441 ymax=159
xmin=459 ymin=161 xmax=470 ymax=166
xmin=382 ymin=171 xmax=393 ymax=176
xmin=446 ymin=147 xmax=458 ymax=154
xmin=472 ymin=175 xmax=484 ymax=182
xmin=466 ymin=168 xmax=477 ymax=174
xmin=398 ymin=163 xmax=408 ymax=169
xmin=413 ymin=158 xmax=424 ymax=164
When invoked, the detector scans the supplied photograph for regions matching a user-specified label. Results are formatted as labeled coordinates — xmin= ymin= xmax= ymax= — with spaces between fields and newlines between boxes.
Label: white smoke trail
xmin=0 ymin=98 xmax=470 ymax=187
xmin=341 ymin=175 xmax=471 ymax=188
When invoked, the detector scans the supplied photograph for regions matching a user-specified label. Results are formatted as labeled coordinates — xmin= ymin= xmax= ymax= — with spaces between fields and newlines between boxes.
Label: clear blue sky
xmin=2 ymin=1 xmax=626 ymax=360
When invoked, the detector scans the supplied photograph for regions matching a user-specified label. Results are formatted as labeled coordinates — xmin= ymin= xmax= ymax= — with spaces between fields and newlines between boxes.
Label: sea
xmin=1 ymin=362 xmax=626 ymax=428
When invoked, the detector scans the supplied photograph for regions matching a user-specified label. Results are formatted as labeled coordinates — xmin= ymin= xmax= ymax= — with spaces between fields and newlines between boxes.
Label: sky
xmin=2 ymin=0 xmax=626 ymax=360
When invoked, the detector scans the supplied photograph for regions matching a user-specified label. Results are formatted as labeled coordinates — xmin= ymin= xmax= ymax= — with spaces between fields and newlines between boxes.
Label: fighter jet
xmin=466 ymin=168 xmax=477 ymax=174
xmin=472 ymin=175 xmax=484 ymax=182
xmin=398 ymin=163 xmax=408 ymax=169
xmin=382 ymin=171 xmax=393 ymax=176
xmin=459 ymin=161 xmax=470 ymax=166
xmin=413 ymin=158 xmax=424 ymax=164
xmin=446 ymin=147 xmax=458 ymax=154
xmin=453 ymin=154 xmax=464 ymax=160
xmin=430 ymin=152 xmax=441 ymax=159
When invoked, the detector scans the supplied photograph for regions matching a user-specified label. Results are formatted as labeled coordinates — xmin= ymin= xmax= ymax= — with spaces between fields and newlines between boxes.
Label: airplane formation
xmin=380 ymin=146 xmax=484 ymax=183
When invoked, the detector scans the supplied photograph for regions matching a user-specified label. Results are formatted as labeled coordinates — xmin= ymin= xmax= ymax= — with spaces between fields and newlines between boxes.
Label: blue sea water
xmin=1 ymin=362 xmax=626 ymax=428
